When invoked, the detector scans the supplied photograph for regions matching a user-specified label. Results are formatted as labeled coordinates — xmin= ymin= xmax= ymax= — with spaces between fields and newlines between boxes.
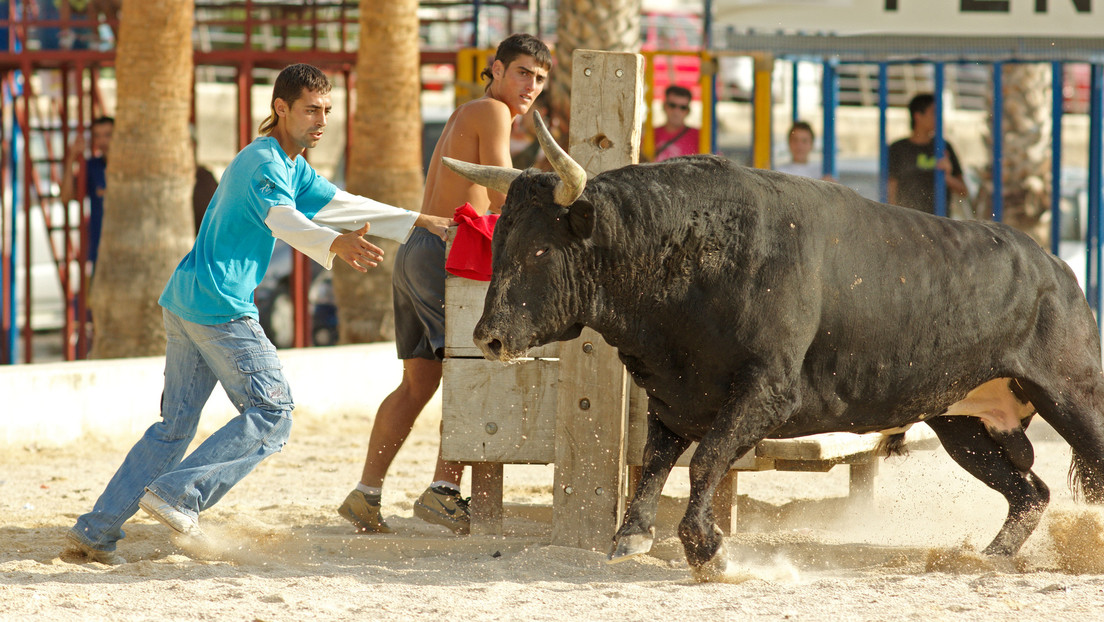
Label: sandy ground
xmin=4 ymin=387 xmax=1104 ymax=621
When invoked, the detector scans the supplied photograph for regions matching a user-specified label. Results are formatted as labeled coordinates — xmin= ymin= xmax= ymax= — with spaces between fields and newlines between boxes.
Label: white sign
xmin=714 ymin=0 xmax=1102 ymax=37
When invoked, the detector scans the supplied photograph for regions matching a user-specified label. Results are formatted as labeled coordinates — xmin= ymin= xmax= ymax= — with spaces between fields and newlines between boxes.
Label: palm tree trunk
xmin=332 ymin=0 xmax=423 ymax=343
xmin=975 ymin=63 xmax=1052 ymax=246
xmin=90 ymin=0 xmax=195 ymax=359
xmin=552 ymin=0 xmax=642 ymax=139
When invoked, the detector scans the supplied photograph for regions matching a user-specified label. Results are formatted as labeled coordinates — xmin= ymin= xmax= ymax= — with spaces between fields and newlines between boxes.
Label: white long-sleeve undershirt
xmin=263 ymin=189 xmax=419 ymax=269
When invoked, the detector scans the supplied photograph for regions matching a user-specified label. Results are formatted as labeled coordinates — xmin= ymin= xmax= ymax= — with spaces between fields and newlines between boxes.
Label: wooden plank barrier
xmin=439 ymin=49 xmax=940 ymax=548
xmin=440 ymin=262 xmax=940 ymax=540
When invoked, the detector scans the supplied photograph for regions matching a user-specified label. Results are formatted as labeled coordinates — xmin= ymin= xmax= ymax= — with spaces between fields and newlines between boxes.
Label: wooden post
xmin=470 ymin=462 xmax=504 ymax=535
xmin=848 ymin=460 xmax=878 ymax=511
xmin=551 ymin=50 xmax=645 ymax=552
xmin=712 ymin=470 xmax=739 ymax=534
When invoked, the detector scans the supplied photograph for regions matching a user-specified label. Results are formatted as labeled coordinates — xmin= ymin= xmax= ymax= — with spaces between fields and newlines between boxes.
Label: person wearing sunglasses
xmin=653 ymin=85 xmax=700 ymax=162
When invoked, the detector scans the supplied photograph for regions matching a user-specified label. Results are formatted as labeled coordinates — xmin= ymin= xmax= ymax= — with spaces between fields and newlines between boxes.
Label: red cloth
xmin=446 ymin=203 xmax=499 ymax=281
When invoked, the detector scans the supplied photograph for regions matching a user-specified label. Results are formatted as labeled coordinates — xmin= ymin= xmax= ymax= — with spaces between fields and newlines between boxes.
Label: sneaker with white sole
xmin=139 ymin=490 xmax=203 ymax=538
xmin=66 ymin=531 xmax=126 ymax=565
xmin=337 ymin=489 xmax=393 ymax=534
xmin=413 ymin=485 xmax=470 ymax=535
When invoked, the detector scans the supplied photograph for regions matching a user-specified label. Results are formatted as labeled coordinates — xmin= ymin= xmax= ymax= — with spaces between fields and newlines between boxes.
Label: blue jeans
xmin=70 ymin=309 xmax=294 ymax=552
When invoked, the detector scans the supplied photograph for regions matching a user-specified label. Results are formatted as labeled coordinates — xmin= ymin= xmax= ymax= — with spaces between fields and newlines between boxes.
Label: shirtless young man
xmin=339 ymin=34 xmax=551 ymax=535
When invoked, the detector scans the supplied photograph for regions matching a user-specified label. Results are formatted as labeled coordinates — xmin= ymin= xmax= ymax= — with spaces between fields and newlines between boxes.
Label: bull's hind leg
xmin=1017 ymin=377 xmax=1104 ymax=504
xmin=925 ymin=415 xmax=1049 ymax=555
xmin=610 ymin=407 xmax=692 ymax=562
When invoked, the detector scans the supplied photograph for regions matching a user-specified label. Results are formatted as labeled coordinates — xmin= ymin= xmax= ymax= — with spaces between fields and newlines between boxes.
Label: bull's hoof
xmin=606 ymin=529 xmax=655 ymax=564
xmin=688 ymin=539 xmax=729 ymax=583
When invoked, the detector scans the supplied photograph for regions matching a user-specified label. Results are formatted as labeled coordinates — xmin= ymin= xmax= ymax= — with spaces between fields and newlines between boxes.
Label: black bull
xmin=454 ymin=153 xmax=1104 ymax=580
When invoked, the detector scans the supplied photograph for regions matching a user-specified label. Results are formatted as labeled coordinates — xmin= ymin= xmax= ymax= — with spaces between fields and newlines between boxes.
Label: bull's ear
xmin=567 ymin=199 xmax=594 ymax=239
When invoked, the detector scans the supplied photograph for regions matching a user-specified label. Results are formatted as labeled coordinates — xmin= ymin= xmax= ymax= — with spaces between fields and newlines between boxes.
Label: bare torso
xmin=421 ymin=96 xmax=515 ymax=218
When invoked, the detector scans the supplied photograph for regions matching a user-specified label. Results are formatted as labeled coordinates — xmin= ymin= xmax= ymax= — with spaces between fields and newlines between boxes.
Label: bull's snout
xmin=478 ymin=337 xmax=504 ymax=360
xmin=473 ymin=323 xmax=507 ymax=361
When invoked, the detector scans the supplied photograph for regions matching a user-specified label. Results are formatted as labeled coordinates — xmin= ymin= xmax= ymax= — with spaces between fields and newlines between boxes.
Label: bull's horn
xmin=441 ymin=157 xmax=521 ymax=196
xmin=533 ymin=111 xmax=587 ymax=206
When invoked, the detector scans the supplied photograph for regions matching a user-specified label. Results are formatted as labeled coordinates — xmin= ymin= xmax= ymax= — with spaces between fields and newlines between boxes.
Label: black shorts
xmin=392 ymin=227 xmax=446 ymax=361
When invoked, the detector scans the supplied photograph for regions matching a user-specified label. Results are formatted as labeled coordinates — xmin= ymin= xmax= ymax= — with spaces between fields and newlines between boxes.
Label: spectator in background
xmin=888 ymin=93 xmax=968 ymax=214
xmin=653 ymin=85 xmax=700 ymax=162
xmin=60 ymin=115 xmax=113 ymax=270
xmin=776 ymin=120 xmax=831 ymax=180
xmin=54 ymin=0 xmax=100 ymax=49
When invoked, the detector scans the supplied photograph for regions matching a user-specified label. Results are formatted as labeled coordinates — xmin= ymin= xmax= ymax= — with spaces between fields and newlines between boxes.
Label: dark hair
xmin=789 ymin=120 xmax=814 ymax=140
xmin=665 ymin=85 xmax=692 ymax=101
xmin=91 ymin=116 xmax=114 ymax=127
xmin=907 ymin=93 xmax=935 ymax=130
xmin=258 ymin=64 xmax=332 ymax=136
xmin=481 ymin=33 xmax=552 ymax=91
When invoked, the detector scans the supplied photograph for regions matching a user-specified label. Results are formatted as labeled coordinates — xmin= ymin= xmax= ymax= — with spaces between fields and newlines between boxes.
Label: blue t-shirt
xmin=159 ymin=137 xmax=337 ymax=325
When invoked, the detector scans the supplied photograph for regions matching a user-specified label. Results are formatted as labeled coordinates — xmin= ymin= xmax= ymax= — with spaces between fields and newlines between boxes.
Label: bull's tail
xmin=876 ymin=432 xmax=909 ymax=458
xmin=1068 ymin=451 xmax=1104 ymax=504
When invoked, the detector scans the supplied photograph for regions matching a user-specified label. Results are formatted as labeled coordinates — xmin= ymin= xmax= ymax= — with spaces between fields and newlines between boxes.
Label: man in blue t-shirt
xmin=61 ymin=116 xmax=113 ymax=268
xmin=66 ymin=64 xmax=452 ymax=565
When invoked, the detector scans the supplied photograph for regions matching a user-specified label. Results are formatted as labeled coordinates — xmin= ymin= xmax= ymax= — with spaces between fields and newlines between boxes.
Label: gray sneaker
xmin=337 ymin=489 xmax=393 ymax=534
xmin=139 ymin=490 xmax=203 ymax=538
xmin=66 ymin=531 xmax=126 ymax=565
xmin=413 ymin=485 xmax=470 ymax=535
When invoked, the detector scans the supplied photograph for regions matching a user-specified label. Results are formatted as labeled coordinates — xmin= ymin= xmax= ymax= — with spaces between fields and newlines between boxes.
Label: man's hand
xmin=416 ymin=214 xmax=455 ymax=241
xmin=330 ymin=223 xmax=384 ymax=273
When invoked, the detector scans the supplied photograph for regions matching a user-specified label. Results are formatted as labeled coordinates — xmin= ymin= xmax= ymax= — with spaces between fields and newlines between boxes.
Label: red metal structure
xmin=0 ymin=0 xmax=536 ymax=364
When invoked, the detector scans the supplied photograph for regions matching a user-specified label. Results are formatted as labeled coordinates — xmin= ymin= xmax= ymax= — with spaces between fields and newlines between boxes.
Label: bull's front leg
xmin=680 ymin=372 xmax=798 ymax=581
xmin=609 ymin=404 xmax=692 ymax=563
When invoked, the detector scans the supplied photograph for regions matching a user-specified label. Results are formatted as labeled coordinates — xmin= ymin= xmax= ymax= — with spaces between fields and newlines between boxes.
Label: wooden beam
xmin=440 ymin=358 xmax=559 ymax=464
xmin=470 ymin=462 xmax=505 ymax=535
xmin=551 ymin=49 xmax=645 ymax=552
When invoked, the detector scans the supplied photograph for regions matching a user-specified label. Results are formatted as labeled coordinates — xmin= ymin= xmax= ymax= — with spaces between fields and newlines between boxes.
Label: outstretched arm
xmin=265 ymin=196 xmax=454 ymax=271
xmin=265 ymin=206 xmax=386 ymax=272
xmin=312 ymin=189 xmax=454 ymax=240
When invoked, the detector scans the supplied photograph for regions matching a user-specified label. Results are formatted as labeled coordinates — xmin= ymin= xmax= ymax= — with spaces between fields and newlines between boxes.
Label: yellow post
xmin=751 ymin=52 xmax=774 ymax=169
xmin=455 ymin=48 xmax=496 ymax=106
xmin=641 ymin=50 xmax=656 ymax=161
xmin=699 ymin=51 xmax=715 ymax=156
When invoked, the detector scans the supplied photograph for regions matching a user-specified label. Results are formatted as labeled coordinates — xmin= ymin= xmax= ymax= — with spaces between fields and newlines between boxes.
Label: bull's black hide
xmin=458 ymin=151 xmax=1104 ymax=581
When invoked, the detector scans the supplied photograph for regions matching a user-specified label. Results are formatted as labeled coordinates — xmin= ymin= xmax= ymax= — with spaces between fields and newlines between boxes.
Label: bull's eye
xmin=535 ymin=248 xmax=547 ymax=257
